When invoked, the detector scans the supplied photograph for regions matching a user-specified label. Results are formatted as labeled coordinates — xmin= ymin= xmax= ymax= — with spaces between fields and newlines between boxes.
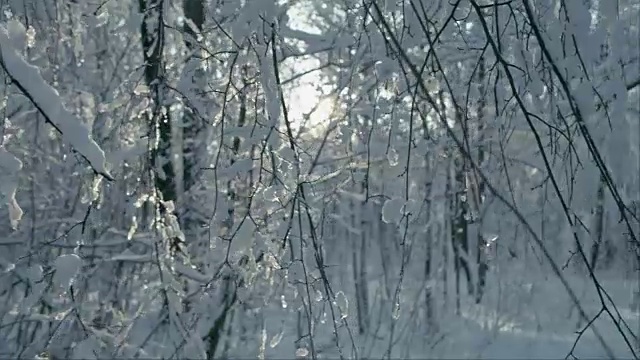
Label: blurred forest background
xmin=0 ymin=0 xmax=638 ymax=358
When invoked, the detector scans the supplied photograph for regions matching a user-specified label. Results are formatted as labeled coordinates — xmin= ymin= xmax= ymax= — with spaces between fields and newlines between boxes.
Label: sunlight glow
xmin=283 ymin=4 xmax=335 ymax=134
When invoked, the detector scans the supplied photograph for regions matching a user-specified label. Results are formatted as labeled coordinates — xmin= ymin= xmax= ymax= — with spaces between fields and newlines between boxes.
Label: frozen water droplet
xmin=392 ymin=301 xmax=400 ymax=320
xmin=26 ymin=26 xmax=36 ymax=48
xmin=269 ymin=328 xmax=284 ymax=348
xmin=387 ymin=147 xmax=399 ymax=167
xmin=295 ymin=348 xmax=309 ymax=358
xmin=263 ymin=186 xmax=277 ymax=202
xmin=336 ymin=291 xmax=348 ymax=319
xmin=133 ymin=84 xmax=149 ymax=95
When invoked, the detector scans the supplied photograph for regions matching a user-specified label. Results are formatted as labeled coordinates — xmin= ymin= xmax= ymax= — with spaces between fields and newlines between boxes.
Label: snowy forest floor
xmin=250 ymin=268 xmax=639 ymax=359
xmin=429 ymin=271 xmax=639 ymax=359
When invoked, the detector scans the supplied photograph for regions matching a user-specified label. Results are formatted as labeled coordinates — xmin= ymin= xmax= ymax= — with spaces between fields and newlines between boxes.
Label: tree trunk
xmin=439 ymin=91 xmax=449 ymax=312
xmin=452 ymin=152 xmax=474 ymax=306
xmin=138 ymin=0 xmax=175 ymax=206
xmin=424 ymin=166 xmax=435 ymax=330
xmin=474 ymin=56 xmax=488 ymax=304
xmin=353 ymin=180 xmax=370 ymax=334
xmin=181 ymin=0 xmax=205 ymax=198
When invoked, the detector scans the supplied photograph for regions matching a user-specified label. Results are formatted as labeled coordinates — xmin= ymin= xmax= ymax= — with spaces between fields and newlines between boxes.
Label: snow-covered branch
xmin=0 ymin=24 xmax=113 ymax=180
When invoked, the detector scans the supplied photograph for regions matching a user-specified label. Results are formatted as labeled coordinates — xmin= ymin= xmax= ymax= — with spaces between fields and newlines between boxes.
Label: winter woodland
xmin=0 ymin=0 xmax=638 ymax=358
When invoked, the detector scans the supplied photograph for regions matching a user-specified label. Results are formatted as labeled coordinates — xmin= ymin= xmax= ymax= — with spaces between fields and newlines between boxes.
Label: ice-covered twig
xmin=0 ymin=24 xmax=113 ymax=180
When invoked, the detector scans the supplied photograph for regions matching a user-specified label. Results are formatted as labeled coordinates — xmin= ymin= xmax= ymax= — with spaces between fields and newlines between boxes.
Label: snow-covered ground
xmin=247 ymin=269 xmax=639 ymax=359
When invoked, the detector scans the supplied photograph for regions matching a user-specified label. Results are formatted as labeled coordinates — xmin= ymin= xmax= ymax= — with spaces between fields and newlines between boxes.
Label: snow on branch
xmin=0 ymin=24 xmax=113 ymax=180
xmin=0 ymin=146 xmax=22 ymax=229
xmin=627 ymin=76 xmax=640 ymax=91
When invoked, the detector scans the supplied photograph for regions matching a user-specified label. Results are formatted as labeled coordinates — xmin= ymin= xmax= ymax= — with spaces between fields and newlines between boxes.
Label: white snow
xmin=107 ymin=249 xmax=153 ymax=263
xmin=269 ymin=327 xmax=284 ymax=348
xmin=0 ymin=24 xmax=112 ymax=180
xmin=387 ymin=146 xmax=399 ymax=166
xmin=0 ymin=2 xmax=637 ymax=359
xmin=295 ymin=347 xmax=309 ymax=358
xmin=0 ymin=146 xmax=23 ymax=228
xmin=6 ymin=196 xmax=22 ymax=229
xmin=5 ymin=19 xmax=26 ymax=51
xmin=258 ymin=49 xmax=281 ymax=127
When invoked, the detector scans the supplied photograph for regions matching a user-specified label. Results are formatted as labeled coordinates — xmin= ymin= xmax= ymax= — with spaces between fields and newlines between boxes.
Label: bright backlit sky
xmin=282 ymin=4 xmax=336 ymax=134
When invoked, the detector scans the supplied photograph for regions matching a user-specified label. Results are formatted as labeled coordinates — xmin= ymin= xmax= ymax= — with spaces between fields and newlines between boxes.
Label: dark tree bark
xmin=138 ymin=0 xmax=175 ymax=206
xmin=475 ymin=57 xmax=488 ymax=304
xmin=181 ymin=0 xmax=205 ymax=197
